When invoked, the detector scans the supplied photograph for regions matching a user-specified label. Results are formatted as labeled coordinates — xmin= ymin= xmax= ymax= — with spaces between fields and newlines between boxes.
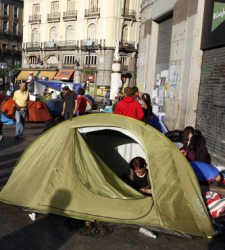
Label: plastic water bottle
xmin=139 ymin=227 xmax=157 ymax=239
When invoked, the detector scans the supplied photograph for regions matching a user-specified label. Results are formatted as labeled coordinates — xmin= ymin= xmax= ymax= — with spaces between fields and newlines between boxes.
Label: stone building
xmin=20 ymin=0 xmax=141 ymax=98
xmin=138 ymin=0 xmax=225 ymax=164
xmin=0 ymin=0 xmax=23 ymax=82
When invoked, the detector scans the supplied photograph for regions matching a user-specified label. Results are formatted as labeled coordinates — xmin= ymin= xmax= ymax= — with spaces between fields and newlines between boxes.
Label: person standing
xmin=113 ymin=87 xmax=144 ymax=120
xmin=13 ymin=81 xmax=29 ymax=139
xmin=61 ymin=86 xmax=76 ymax=120
xmin=75 ymin=88 xmax=92 ymax=116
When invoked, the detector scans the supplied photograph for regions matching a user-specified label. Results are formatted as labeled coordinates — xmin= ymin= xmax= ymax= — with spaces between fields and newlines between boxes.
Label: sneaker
xmin=15 ymin=135 xmax=19 ymax=139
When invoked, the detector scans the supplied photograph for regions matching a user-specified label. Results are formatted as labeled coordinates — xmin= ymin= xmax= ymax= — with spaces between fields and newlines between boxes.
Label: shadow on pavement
xmin=0 ymin=190 xmax=75 ymax=250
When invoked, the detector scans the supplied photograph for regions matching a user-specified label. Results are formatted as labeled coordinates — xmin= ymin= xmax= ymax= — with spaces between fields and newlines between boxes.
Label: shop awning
xmin=16 ymin=71 xmax=38 ymax=81
xmin=38 ymin=71 xmax=57 ymax=80
xmin=54 ymin=69 xmax=74 ymax=81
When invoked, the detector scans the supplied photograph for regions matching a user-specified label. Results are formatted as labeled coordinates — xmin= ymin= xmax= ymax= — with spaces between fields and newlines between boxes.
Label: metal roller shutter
xmin=156 ymin=17 xmax=173 ymax=66
xmin=196 ymin=47 xmax=225 ymax=164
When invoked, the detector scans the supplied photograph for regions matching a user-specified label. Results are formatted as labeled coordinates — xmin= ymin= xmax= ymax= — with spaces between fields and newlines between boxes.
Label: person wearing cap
xmin=61 ymin=86 xmax=76 ymax=120
xmin=13 ymin=81 xmax=29 ymax=139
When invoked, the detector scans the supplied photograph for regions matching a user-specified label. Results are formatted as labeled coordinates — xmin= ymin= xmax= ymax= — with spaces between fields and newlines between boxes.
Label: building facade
xmin=21 ymin=0 xmax=141 ymax=97
xmin=0 ymin=0 xmax=23 ymax=82
xmin=138 ymin=0 xmax=225 ymax=164
xmin=138 ymin=0 xmax=205 ymax=130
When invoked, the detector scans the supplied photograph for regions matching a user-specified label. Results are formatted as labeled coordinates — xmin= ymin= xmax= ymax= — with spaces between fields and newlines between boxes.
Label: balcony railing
xmin=121 ymin=9 xmax=136 ymax=20
xmin=63 ymin=10 xmax=77 ymax=21
xmin=0 ymin=31 xmax=10 ymax=39
xmin=120 ymin=41 xmax=136 ymax=51
xmin=57 ymin=40 xmax=79 ymax=48
xmin=85 ymin=8 xmax=100 ymax=18
xmin=47 ymin=12 xmax=60 ymax=22
xmin=29 ymin=15 xmax=41 ymax=23
xmin=81 ymin=39 xmax=100 ymax=50
xmin=26 ymin=42 xmax=41 ymax=50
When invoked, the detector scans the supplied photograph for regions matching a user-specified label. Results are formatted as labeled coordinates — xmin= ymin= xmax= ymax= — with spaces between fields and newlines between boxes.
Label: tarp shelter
xmin=0 ymin=99 xmax=15 ymax=119
xmin=27 ymin=101 xmax=52 ymax=122
xmin=47 ymin=100 xmax=63 ymax=118
xmin=1 ymin=99 xmax=52 ymax=122
xmin=0 ymin=114 xmax=215 ymax=237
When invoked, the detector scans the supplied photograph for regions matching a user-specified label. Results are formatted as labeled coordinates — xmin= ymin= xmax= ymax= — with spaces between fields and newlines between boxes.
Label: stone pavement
xmin=0 ymin=122 xmax=224 ymax=250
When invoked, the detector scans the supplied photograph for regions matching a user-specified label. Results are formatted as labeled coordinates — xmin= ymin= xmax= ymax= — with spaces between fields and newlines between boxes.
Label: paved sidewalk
xmin=0 ymin=122 xmax=224 ymax=250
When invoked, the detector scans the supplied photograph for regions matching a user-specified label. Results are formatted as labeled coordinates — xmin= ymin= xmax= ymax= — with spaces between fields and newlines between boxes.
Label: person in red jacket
xmin=113 ymin=87 xmax=144 ymax=120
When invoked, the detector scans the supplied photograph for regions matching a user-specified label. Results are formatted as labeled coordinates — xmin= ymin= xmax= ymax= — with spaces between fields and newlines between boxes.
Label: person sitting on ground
xmin=141 ymin=93 xmax=152 ymax=121
xmin=180 ymin=126 xmax=195 ymax=154
xmin=128 ymin=157 xmax=152 ymax=195
xmin=185 ymin=134 xmax=211 ymax=164
xmin=113 ymin=87 xmax=144 ymax=120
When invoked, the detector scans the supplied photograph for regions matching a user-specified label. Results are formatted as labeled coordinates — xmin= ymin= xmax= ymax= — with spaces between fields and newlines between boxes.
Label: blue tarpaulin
xmin=36 ymin=80 xmax=85 ymax=93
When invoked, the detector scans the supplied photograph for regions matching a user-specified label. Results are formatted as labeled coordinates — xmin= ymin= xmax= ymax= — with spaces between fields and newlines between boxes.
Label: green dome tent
xmin=0 ymin=113 xmax=215 ymax=237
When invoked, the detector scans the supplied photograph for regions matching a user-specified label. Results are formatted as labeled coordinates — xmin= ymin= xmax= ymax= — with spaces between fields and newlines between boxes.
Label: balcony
xmin=81 ymin=39 xmax=100 ymax=50
xmin=85 ymin=8 xmax=100 ymax=18
xmin=63 ymin=10 xmax=77 ymax=21
xmin=119 ymin=41 xmax=137 ymax=52
xmin=12 ymin=33 xmax=23 ymax=42
xmin=47 ymin=12 xmax=60 ymax=22
xmin=43 ymin=41 xmax=57 ymax=50
xmin=121 ymin=9 xmax=136 ymax=20
xmin=0 ymin=14 xmax=9 ymax=20
xmin=29 ymin=15 xmax=41 ymax=24
xmin=0 ymin=31 xmax=10 ymax=39
xmin=57 ymin=40 xmax=79 ymax=49
xmin=25 ymin=42 xmax=41 ymax=50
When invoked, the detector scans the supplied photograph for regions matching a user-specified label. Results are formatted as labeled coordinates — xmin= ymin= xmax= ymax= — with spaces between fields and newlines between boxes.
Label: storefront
xmin=197 ymin=0 xmax=225 ymax=164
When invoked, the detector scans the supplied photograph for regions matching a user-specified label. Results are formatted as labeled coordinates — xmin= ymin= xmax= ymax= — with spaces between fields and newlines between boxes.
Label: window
xmin=51 ymin=1 xmax=59 ymax=13
xmin=14 ymin=7 xmax=19 ymax=18
xmin=63 ymin=55 xmax=76 ymax=65
xmin=65 ymin=25 xmax=75 ymax=42
xmin=12 ymin=45 xmax=17 ymax=50
xmin=29 ymin=56 xmax=37 ymax=64
xmin=67 ymin=0 xmax=75 ymax=11
xmin=13 ymin=23 xmax=18 ymax=34
xmin=3 ymin=4 xmax=8 ymax=15
xmin=49 ymin=26 xmax=57 ymax=41
xmin=84 ymin=55 xmax=97 ymax=65
xmin=32 ymin=4 xmax=40 ymax=15
xmin=89 ymin=0 xmax=98 ymax=9
xmin=122 ymin=25 xmax=128 ymax=42
xmin=87 ymin=23 xmax=97 ymax=40
xmin=3 ymin=20 xmax=8 ymax=32
xmin=120 ymin=56 xmax=129 ymax=66
xmin=2 ymin=44 xmax=7 ymax=49
xmin=31 ymin=28 xmax=40 ymax=44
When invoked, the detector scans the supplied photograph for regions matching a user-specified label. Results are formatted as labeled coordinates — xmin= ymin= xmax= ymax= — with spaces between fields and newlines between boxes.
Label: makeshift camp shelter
xmin=0 ymin=114 xmax=215 ymax=237
xmin=27 ymin=101 xmax=52 ymax=122
xmin=46 ymin=99 xmax=63 ymax=118
xmin=1 ymin=99 xmax=52 ymax=122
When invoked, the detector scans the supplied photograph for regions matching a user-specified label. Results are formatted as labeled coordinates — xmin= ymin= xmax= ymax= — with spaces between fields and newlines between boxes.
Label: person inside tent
xmin=128 ymin=157 xmax=152 ymax=196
